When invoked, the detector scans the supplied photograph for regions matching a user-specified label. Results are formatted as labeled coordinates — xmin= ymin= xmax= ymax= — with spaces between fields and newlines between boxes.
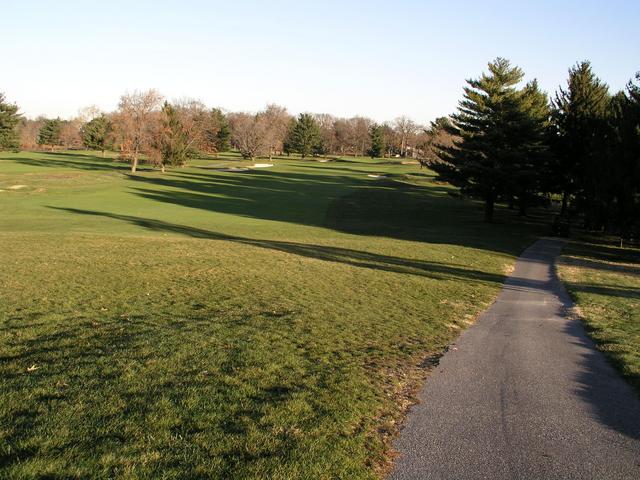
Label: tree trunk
xmin=101 ymin=149 xmax=106 ymax=158
xmin=484 ymin=193 xmax=495 ymax=223
xmin=161 ymin=163 xmax=165 ymax=174
xmin=131 ymin=150 xmax=138 ymax=173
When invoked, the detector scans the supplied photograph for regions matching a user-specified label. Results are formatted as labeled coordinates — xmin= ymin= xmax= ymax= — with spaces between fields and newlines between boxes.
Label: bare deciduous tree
xmin=59 ymin=118 xmax=83 ymax=149
xmin=19 ymin=117 xmax=45 ymax=150
xmin=394 ymin=116 xmax=419 ymax=157
xmin=228 ymin=112 xmax=267 ymax=160
xmin=260 ymin=104 xmax=291 ymax=160
xmin=114 ymin=89 xmax=164 ymax=173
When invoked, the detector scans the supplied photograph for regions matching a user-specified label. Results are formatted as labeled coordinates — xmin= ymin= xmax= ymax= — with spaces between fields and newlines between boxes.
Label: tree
xmin=37 ymin=118 xmax=62 ymax=150
xmin=260 ymin=104 xmax=291 ymax=160
xmin=419 ymin=117 xmax=456 ymax=167
xmin=351 ymin=117 xmax=372 ymax=156
xmin=368 ymin=123 xmax=385 ymax=158
xmin=189 ymin=106 xmax=230 ymax=156
xmin=287 ymin=113 xmax=322 ymax=158
xmin=506 ymin=80 xmax=552 ymax=216
xmin=551 ymin=62 xmax=611 ymax=223
xmin=19 ymin=117 xmax=44 ymax=150
xmin=211 ymin=108 xmax=231 ymax=153
xmin=394 ymin=116 xmax=419 ymax=157
xmin=59 ymin=119 xmax=83 ymax=149
xmin=81 ymin=115 xmax=113 ymax=156
xmin=152 ymin=101 xmax=198 ymax=172
xmin=430 ymin=58 xmax=530 ymax=222
xmin=607 ymin=74 xmax=640 ymax=240
xmin=315 ymin=113 xmax=338 ymax=154
xmin=229 ymin=112 xmax=267 ymax=160
xmin=114 ymin=89 xmax=163 ymax=173
xmin=0 ymin=92 xmax=21 ymax=150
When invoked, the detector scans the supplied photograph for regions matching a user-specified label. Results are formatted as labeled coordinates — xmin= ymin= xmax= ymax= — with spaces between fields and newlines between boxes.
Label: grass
xmin=0 ymin=150 xmax=545 ymax=479
xmin=558 ymin=239 xmax=640 ymax=393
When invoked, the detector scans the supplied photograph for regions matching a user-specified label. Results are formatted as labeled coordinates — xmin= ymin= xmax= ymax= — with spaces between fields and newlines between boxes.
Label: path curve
xmin=390 ymin=238 xmax=640 ymax=479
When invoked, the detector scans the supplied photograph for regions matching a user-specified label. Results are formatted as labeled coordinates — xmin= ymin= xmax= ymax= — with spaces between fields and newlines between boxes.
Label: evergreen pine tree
xmin=507 ymin=79 xmax=551 ymax=216
xmin=156 ymin=102 xmax=197 ymax=172
xmin=551 ymin=61 xmax=610 ymax=222
xmin=0 ymin=92 xmax=21 ymax=151
xmin=211 ymin=108 xmax=231 ymax=153
xmin=81 ymin=115 xmax=112 ymax=156
xmin=608 ymin=74 xmax=640 ymax=239
xmin=37 ymin=118 xmax=62 ymax=150
xmin=288 ymin=113 xmax=322 ymax=158
xmin=430 ymin=58 xmax=528 ymax=222
xmin=368 ymin=123 xmax=385 ymax=158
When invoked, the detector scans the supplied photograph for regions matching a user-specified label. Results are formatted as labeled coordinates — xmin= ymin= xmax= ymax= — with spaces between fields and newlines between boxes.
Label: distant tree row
xmin=430 ymin=58 xmax=640 ymax=239
xmin=2 ymin=92 xmax=449 ymax=165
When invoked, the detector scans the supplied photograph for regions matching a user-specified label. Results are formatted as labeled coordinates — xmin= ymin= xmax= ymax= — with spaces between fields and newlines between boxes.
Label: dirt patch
xmin=8 ymin=185 xmax=27 ymax=190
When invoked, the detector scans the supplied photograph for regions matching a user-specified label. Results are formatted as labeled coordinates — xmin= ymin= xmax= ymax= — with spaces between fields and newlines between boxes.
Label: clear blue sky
xmin=3 ymin=0 xmax=639 ymax=123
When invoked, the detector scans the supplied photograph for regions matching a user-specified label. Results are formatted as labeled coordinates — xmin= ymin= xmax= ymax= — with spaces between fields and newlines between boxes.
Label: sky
xmin=3 ymin=0 xmax=639 ymax=124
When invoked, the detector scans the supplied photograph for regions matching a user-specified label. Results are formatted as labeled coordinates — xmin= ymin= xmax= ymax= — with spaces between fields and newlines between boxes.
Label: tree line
xmin=1 ymin=57 xmax=638 ymax=237
xmin=0 ymin=93 xmax=448 ymax=169
xmin=430 ymin=58 xmax=639 ymax=241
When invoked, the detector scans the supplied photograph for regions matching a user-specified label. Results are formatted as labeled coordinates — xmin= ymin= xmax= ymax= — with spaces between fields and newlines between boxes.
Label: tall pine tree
xmin=368 ymin=123 xmax=385 ymax=158
xmin=81 ymin=115 xmax=112 ymax=156
xmin=211 ymin=108 xmax=231 ymax=153
xmin=551 ymin=61 xmax=610 ymax=222
xmin=154 ymin=102 xmax=197 ymax=172
xmin=608 ymin=74 xmax=640 ymax=239
xmin=507 ymin=79 xmax=552 ymax=216
xmin=37 ymin=118 xmax=62 ymax=150
xmin=0 ymin=92 xmax=21 ymax=151
xmin=431 ymin=58 xmax=529 ymax=222
xmin=287 ymin=113 xmax=322 ymax=158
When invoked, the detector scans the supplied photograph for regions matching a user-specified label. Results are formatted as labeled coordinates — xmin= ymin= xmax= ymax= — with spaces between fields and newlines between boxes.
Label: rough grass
xmin=1 ymin=151 xmax=544 ymax=479
xmin=558 ymin=240 xmax=640 ymax=394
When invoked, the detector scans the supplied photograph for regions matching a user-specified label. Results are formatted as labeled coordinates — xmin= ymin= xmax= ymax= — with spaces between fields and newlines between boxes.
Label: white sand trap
xmin=367 ymin=174 xmax=386 ymax=178
xmin=317 ymin=159 xmax=330 ymax=163
xmin=251 ymin=163 xmax=274 ymax=168
xmin=401 ymin=160 xmax=420 ymax=165
xmin=8 ymin=185 xmax=27 ymax=190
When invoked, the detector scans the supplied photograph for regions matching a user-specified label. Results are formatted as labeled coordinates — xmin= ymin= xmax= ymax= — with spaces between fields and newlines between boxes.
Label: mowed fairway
xmin=0 ymin=151 xmax=543 ymax=479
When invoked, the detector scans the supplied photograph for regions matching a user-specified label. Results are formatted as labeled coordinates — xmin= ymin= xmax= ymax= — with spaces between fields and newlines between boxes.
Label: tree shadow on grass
xmin=8 ymin=152 xmax=154 ymax=172
xmin=48 ymin=207 xmax=507 ymax=286
xmin=15 ymin=151 xmax=547 ymax=255
xmin=120 ymin=167 xmax=547 ymax=256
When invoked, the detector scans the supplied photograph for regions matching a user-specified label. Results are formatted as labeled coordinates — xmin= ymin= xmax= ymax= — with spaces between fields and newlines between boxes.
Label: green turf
xmin=1 ymin=151 xmax=544 ymax=479
xmin=558 ymin=240 xmax=640 ymax=393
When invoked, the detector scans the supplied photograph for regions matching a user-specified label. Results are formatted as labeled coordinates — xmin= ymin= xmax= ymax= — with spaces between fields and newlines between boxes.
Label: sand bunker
xmin=317 ymin=159 xmax=330 ymax=163
xmin=251 ymin=163 xmax=273 ymax=168
xmin=8 ymin=185 xmax=27 ymax=190
xmin=367 ymin=174 xmax=386 ymax=178
xmin=401 ymin=160 xmax=420 ymax=165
